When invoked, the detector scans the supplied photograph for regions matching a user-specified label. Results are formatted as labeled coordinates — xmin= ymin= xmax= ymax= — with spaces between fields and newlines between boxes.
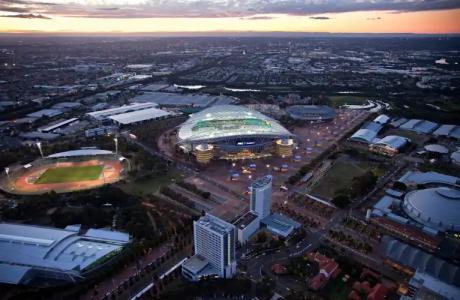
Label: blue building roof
xmin=350 ymin=129 xmax=378 ymax=144
xmin=261 ymin=213 xmax=301 ymax=238
xmin=373 ymin=135 xmax=410 ymax=150
xmin=0 ymin=223 xmax=130 ymax=285
xmin=362 ymin=121 xmax=383 ymax=133
xmin=398 ymin=171 xmax=459 ymax=187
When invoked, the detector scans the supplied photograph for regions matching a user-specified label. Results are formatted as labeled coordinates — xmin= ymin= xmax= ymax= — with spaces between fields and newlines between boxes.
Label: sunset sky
xmin=0 ymin=0 xmax=459 ymax=34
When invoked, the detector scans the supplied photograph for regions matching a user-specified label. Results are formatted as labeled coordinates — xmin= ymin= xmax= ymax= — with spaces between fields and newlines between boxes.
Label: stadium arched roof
xmin=47 ymin=149 xmax=114 ymax=158
xmin=373 ymin=135 xmax=410 ymax=150
xmin=402 ymin=187 xmax=460 ymax=232
xmin=382 ymin=236 xmax=460 ymax=287
xmin=349 ymin=129 xmax=378 ymax=144
xmin=178 ymin=105 xmax=293 ymax=143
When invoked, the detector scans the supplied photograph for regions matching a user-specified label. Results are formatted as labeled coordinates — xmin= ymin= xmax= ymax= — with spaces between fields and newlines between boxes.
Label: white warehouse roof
xmin=87 ymin=102 xmax=158 ymax=120
xmin=107 ymin=107 xmax=172 ymax=125
xmin=403 ymin=187 xmax=460 ymax=232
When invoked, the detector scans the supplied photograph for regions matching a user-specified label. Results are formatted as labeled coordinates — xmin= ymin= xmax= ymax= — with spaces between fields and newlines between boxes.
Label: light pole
xmin=36 ymin=142 xmax=44 ymax=158
xmin=113 ymin=137 xmax=118 ymax=154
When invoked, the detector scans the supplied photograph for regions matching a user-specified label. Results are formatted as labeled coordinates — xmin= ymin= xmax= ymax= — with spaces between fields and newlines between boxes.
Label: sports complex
xmin=177 ymin=105 xmax=295 ymax=163
xmin=1 ymin=149 xmax=129 ymax=195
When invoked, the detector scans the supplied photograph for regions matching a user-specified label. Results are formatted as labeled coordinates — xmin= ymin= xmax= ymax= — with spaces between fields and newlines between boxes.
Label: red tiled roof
xmin=348 ymin=290 xmax=362 ymax=300
xmin=368 ymin=283 xmax=389 ymax=300
xmin=309 ymin=273 xmax=327 ymax=291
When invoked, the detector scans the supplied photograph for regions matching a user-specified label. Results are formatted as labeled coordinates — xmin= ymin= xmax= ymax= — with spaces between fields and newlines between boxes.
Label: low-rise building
xmin=0 ymin=223 xmax=130 ymax=286
xmin=369 ymin=135 xmax=410 ymax=156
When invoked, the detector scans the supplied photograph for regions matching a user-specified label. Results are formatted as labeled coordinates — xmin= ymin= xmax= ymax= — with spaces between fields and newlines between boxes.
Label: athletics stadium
xmin=177 ymin=105 xmax=295 ymax=163
xmin=1 ymin=148 xmax=129 ymax=195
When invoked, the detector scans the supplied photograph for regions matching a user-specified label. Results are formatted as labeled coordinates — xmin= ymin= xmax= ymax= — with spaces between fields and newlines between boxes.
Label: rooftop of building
xmin=400 ymin=119 xmax=439 ymax=134
xmin=196 ymin=214 xmax=235 ymax=235
xmin=131 ymin=91 xmax=233 ymax=107
xmin=86 ymin=102 xmax=158 ymax=120
xmin=261 ymin=213 xmax=301 ymax=238
xmin=424 ymin=144 xmax=449 ymax=154
xmin=402 ymin=187 xmax=460 ymax=232
xmin=373 ymin=135 xmax=410 ymax=150
xmin=350 ymin=128 xmax=378 ymax=144
xmin=382 ymin=236 xmax=460 ymax=288
xmin=107 ymin=107 xmax=172 ymax=125
xmin=0 ymin=223 xmax=130 ymax=285
xmin=233 ymin=211 xmax=259 ymax=230
xmin=181 ymin=254 xmax=209 ymax=274
xmin=398 ymin=171 xmax=459 ymax=187
xmin=373 ymin=114 xmax=390 ymax=124
xmin=251 ymin=175 xmax=273 ymax=189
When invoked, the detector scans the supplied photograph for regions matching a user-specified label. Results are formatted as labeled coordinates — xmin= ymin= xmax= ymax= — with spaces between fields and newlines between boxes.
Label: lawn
xmin=328 ymin=95 xmax=367 ymax=108
xmin=311 ymin=160 xmax=369 ymax=199
xmin=36 ymin=165 xmax=104 ymax=184
xmin=117 ymin=171 xmax=183 ymax=196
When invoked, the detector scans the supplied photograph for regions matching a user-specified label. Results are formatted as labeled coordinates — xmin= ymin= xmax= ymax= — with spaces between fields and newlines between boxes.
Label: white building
xmin=233 ymin=211 xmax=260 ymax=245
xmin=182 ymin=214 xmax=236 ymax=281
xmin=250 ymin=175 xmax=273 ymax=218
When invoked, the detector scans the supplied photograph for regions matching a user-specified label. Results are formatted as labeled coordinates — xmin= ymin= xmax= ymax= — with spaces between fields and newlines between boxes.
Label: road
xmin=244 ymin=161 xmax=406 ymax=296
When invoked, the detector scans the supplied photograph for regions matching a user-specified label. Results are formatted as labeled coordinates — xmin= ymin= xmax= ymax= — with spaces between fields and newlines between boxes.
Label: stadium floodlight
xmin=113 ymin=137 xmax=118 ymax=154
xmin=36 ymin=142 xmax=44 ymax=158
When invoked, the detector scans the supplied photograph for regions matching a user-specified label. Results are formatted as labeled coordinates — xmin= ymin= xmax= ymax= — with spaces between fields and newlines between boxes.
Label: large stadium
xmin=1 ymin=148 xmax=129 ymax=195
xmin=177 ymin=105 xmax=295 ymax=163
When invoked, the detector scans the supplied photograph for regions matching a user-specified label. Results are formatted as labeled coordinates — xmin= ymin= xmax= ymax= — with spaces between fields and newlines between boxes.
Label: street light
xmin=36 ymin=142 xmax=44 ymax=158
xmin=113 ymin=137 xmax=118 ymax=154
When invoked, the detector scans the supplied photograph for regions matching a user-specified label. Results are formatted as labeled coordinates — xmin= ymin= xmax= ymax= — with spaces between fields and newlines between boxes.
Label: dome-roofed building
xmin=177 ymin=105 xmax=294 ymax=162
xmin=424 ymin=144 xmax=449 ymax=155
xmin=286 ymin=105 xmax=336 ymax=122
xmin=370 ymin=135 xmax=410 ymax=156
xmin=451 ymin=151 xmax=460 ymax=166
xmin=402 ymin=187 xmax=460 ymax=232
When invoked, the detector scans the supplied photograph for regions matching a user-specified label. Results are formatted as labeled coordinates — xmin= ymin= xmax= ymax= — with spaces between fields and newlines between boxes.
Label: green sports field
xmin=35 ymin=165 xmax=104 ymax=184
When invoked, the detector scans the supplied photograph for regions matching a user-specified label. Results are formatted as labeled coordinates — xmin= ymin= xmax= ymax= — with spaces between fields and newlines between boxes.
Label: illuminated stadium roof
xmin=402 ymin=187 xmax=460 ymax=232
xmin=178 ymin=105 xmax=293 ymax=143
xmin=47 ymin=149 xmax=114 ymax=158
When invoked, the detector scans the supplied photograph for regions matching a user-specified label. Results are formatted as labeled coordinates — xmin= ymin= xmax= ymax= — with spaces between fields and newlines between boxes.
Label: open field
xmin=117 ymin=171 xmax=183 ymax=196
xmin=311 ymin=159 xmax=369 ymax=199
xmin=36 ymin=165 xmax=104 ymax=184
xmin=328 ymin=96 xmax=367 ymax=108
xmin=0 ymin=157 xmax=124 ymax=195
